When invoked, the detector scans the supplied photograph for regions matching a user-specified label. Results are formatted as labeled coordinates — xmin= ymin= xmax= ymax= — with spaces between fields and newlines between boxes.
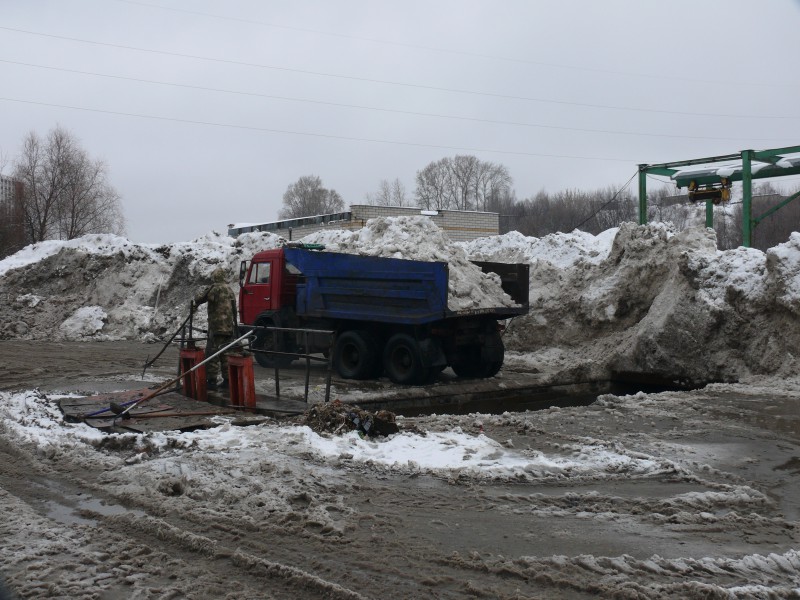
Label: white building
xmin=228 ymin=204 xmax=499 ymax=243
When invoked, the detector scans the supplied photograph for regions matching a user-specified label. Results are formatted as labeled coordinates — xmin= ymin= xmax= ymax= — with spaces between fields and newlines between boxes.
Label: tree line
xmin=3 ymin=134 xmax=797 ymax=260
xmin=281 ymin=155 xmax=800 ymax=252
xmin=0 ymin=126 xmax=125 ymax=258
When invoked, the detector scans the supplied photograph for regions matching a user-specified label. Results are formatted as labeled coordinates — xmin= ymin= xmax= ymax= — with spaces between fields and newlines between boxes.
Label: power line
xmin=111 ymin=0 xmax=789 ymax=90
xmin=0 ymin=95 xmax=640 ymax=162
xmin=3 ymin=58 xmax=794 ymax=145
xmin=570 ymin=172 xmax=638 ymax=231
xmin=2 ymin=25 xmax=798 ymax=121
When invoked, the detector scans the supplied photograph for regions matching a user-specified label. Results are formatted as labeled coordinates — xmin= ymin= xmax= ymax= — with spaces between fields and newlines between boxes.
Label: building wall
xmin=0 ymin=176 xmax=16 ymax=203
xmin=228 ymin=205 xmax=499 ymax=243
xmin=0 ymin=176 xmax=26 ymax=256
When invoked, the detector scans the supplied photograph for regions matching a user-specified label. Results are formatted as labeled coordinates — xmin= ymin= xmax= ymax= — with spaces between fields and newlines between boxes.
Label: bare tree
xmin=452 ymin=155 xmax=479 ymax=210
xmin=13 ymin=126 xmax=125 ymax=242
xmin=474 ymin=162 xmax=512 ymax=212
xmin=415 ymin=158 xmax=456 ymax=210
xmin=365 ymin=178 xmax=408 ymax=207
xmin=279 ymin=175 xmax=344 ymax=219
xmin=415 ymin=155 xmax=512 ymax=212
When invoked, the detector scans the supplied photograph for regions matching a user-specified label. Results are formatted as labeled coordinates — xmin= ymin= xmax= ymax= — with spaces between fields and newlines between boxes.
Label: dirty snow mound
xmin=499 ymin=222 xmax=800 ymax=383
xmin=302 ymin=216 xmax=518 ymax=311
xmin=0 ymin=230 xmax=284 ymax=341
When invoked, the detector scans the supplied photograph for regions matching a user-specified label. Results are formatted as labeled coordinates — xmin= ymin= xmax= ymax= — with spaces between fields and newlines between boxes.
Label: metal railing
xmin=245 ymin=324 xmax=336 ymax=404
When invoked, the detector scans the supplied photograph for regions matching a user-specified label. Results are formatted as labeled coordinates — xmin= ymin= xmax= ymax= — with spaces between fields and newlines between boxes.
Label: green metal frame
xmin=638 ymin=145 xmax=800 ymax=247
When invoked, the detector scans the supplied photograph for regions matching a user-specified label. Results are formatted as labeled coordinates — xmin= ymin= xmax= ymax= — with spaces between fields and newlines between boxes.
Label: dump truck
xmin=238 ymin=244 xmax=529 ymax=385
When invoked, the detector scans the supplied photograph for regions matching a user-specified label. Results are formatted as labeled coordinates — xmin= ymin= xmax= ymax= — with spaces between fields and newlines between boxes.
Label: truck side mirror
xmin=239 ymin=260 xmax=249 ymax=288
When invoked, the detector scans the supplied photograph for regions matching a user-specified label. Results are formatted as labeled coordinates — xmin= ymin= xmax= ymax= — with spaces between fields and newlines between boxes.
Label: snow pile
xmin=0 ymin=230 xmax=285 ymax=341
xmin=0 ymin=234 xmax=137 ymax=277
xmin=2 ymin=217 xmax=800 ymax=383
xmin=461 ymin=227 xmax=618 ymax=268
xmin=0 ymin=390 xmax=106 ymax=448
xmin=766 ymin=231 xmax=800 ymax=313
xmin=290 ymin=426 xmax=667 ymax=479
xmin=303 ymin=216 xmax=517 ymax=311
xmin=0 ymin=390 xmax=671 ymax=483
xmin=498 ymin=222 xmax=800 ymax=383
xmin=0 ymin=217 xmax=518 ymax=341
xmin=59 ymin=306 xmax=107 ymax=339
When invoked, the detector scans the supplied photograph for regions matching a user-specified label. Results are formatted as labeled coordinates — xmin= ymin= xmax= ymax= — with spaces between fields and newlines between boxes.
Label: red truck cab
xmin=239 ymin=248 xmax=300 ymax=324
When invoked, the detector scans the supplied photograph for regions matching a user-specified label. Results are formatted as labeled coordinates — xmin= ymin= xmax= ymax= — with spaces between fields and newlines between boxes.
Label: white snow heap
xmin=301 ymin=216 xmax=518 ymax=311
xmin=0 ymin=230 xmax=284 ymax=341
xmin=461 ymin=227 xmax=618 ymax=269
xmin=59 ymin=306 xmax=107 ymax=339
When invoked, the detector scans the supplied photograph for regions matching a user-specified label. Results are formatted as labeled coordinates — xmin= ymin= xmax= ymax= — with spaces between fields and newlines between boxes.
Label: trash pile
xmin=301 ymin=400 xmax=399 ymax=437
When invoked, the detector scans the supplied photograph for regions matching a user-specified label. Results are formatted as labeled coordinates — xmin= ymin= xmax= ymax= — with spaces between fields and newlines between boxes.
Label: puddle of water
xmin=45 ymin=496 xmax=147 ymax=527
xmin=31 ymin=477 xmax=147 ymax=527
xmin=45 ymin=499 xmax=97 ymax=526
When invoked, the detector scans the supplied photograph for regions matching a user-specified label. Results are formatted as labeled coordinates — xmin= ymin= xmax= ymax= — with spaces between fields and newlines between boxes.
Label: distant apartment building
xmin=0 ymin=175 xmax=25 ymax=256
xmin=228 ymin=204 xmax=499 ymax=243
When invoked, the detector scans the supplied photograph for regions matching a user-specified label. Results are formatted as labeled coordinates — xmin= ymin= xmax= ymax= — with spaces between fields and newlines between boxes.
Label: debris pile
xmin=301 ymin=400 xmax=399 ymax=437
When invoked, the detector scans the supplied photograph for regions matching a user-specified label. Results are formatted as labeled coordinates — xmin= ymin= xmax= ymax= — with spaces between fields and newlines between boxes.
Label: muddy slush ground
xmin=2 ymin=341 xmax=800 ymax=599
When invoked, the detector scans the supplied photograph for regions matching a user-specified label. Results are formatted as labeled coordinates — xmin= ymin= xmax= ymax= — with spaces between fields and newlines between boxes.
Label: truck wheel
xmin=334 ymin=330 xmax=380 ymax=380
xmin=484 ymin=360 xmax=503 ymax=378
xmin=451 ymin=349 xmax=482 ymax=378
xmin=253 ymin=321 xmax=293 ymax=368
xmin=384 ymin=333 xmax=426 ymax=385
xmin=450 ymin=345 xmax=494 ymax=378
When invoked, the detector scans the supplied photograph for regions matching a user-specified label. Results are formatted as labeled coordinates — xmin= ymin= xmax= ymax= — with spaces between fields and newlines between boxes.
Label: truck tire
xmin=384 ymin=333 xmax=426 ymax=385
xmin=334 ymin=330 xmax=380 ymax=380
xmin=450 ymin=347 xmax=483 ymax=378
xmin=253 ymin=320 xmax=293 ymax=368
xmin=452 ymin=331 xmax=504 ymax=379
xmin=451 ymin=348 xmax=503 ymax=378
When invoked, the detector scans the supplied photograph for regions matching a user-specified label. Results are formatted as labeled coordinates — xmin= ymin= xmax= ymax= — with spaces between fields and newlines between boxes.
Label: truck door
xmin=241 ymin=260 xmax=275 ymax=324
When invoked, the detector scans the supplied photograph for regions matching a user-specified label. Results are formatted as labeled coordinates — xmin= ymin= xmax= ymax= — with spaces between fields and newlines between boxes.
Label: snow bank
xmin=0 ymin=234 xmax=138 ymax=277
xmin=461 ymin=227 xmax=618 ymax=268
xmin=0 ymin=217 xmax=516 ymax=341
xmin=0 ymin=230 xmax=284 ymax=341
xmin=498 ymin=222 xmax=800 ymax=383
xmin=0 ymin=390 xmax=671 ymax=483
xmin=2 ymin=218 xmax=800 ymax=382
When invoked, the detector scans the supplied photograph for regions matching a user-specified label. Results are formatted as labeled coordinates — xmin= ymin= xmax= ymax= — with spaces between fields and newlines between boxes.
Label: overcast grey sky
xmin=2 ymin=0 xmax=799 ymax=243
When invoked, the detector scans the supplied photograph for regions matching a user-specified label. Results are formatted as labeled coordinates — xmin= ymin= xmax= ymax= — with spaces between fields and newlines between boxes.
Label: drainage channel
xmin=345 ymin=377 xmax=699 ymax=417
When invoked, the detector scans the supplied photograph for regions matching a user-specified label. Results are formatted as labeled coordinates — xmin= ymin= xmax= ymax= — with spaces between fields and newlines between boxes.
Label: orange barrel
xmin=227 ymin=354 xmax=256 ymax=409
xmin=179 ymin=347 xmax=207 ymax=402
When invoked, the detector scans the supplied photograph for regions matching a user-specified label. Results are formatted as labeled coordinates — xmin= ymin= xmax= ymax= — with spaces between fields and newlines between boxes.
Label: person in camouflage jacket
xmin=194 ymin=267 xmax=237 ymax=389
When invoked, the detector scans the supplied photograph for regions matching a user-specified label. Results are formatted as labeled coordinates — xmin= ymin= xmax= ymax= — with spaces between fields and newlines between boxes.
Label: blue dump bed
xmin=284 ymin=248 xmax=529 ymax=325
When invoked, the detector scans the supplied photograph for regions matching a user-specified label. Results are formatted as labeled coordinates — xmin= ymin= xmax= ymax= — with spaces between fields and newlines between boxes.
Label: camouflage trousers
xmin=206 ymin=332 xmax=235 ymax=383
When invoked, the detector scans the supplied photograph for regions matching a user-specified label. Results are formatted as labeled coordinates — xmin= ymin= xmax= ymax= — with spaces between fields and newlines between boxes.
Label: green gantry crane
xmin=638 ymin=145 xmax=800 ymax=247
